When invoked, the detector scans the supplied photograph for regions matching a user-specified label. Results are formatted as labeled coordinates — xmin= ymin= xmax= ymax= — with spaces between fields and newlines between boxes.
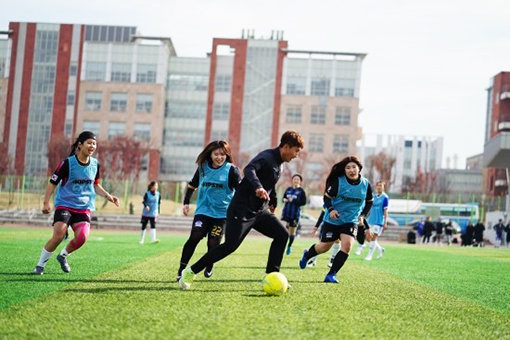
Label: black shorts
xmin=191 ymin=214 xmax=226 ymax=239
xmin=320 ymin=222 xmax=358 ymax=242
xmin=141 ymin=216 xmax=156 ymax=228
xmin=282 ymin=217 xmax=299 ymax=228
xmin=53 ymin=208 xmax=90 ymax=227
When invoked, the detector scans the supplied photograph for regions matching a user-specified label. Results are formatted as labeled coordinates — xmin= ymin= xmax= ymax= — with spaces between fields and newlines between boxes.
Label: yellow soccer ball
xmin=262 ymin=272 xmax=288 ymax=296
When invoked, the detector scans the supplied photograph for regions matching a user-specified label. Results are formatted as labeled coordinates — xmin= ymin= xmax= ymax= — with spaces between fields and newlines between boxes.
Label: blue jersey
xmin=324 ymin=176 xmax=369 ymax=225
xmin=142 ymin=190 xmax=160 ymax=217
xmin=195 ymin=162 xmax=234 ymax=219
xmin=54 ymin=156 xmax=98 ymax=211
xmin=281 ymin=187 xmax=307 ymax=221
xmin=367 ymin=193 xmax=389 ymax=226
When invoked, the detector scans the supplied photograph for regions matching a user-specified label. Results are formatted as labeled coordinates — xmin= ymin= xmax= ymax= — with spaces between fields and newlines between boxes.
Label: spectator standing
xmin=474 ymin=220 xmax=485 ymax=247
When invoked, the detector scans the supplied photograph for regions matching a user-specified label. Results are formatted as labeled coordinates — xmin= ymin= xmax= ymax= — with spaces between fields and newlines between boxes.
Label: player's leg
xmin=177 ymin=216 xmax=208 ymax=280
xmin=180 ymin=210 xmax=254 ymax=289
xmin=57 ymin=211 xmax=91 ymax=272
xmin=253 ymin=211 xmax=289 ymax=273
xmin=149 ymin=218 xmax=159 ymax=243
xmin=140 ymin=217 xmax=148 ymax=244
xmin=204 ymin=219 xmax=226 ymax=278
xmin=286 ymin=221 xmax=297 ymax=255
xmin=34 ymin=221 xmax=68 ymax=274
xmin=299 ymin=222 xmax=337 ymax=269
xmin=325 ymin=232 xmax=355 ymax=283
xmin=328 ymin=239 xmax=341 ymax=267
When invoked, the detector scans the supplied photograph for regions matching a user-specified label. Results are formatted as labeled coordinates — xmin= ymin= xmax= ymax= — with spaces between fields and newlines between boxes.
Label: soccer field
xmin=0 ymin=227 xmax=509 ymax=339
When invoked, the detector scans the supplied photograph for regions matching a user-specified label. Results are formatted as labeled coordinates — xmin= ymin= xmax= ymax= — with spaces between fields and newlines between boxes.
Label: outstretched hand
xmin=108 ymin=195 xmax=120 ymax=207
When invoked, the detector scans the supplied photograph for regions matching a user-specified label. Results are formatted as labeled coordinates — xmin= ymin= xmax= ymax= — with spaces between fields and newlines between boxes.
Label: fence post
xmin=123 ymin=179 xmax=129 ymax=214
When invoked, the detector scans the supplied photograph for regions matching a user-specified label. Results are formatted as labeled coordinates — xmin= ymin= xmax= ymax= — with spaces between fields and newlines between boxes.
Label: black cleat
xmin=33 ymin=266 xmax=44 ymax=275
xmin=56 ymin=254 xmax=71 ymax=273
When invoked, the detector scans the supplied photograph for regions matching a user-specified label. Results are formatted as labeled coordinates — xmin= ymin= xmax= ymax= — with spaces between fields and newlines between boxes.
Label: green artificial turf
xmin=0 ymin=227 xmax=509 ymax=339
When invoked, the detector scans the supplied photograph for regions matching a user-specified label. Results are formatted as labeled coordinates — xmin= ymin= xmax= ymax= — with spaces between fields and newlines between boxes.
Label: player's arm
xmin=324 ymin=180 xmax=339 ymax=219
xmin=94 ymin=183 xmax=119 ymax=207
xmin=183 ymin=168 xmax=199 ymax=216
xmin=359 ymin=183 xmax=373 ymax=224
xmin=298 ymin=188 xmax=307 ymax=207
xmin=244 ymin=155 xmax=269 ymax=200
xmin=143 ymin=192 xmax=150 ymax=211
xmin=94 ymin=164 xmax=119 ymax=207
xmin=42 ymin=182 xmax=57 ymax=214
xmin=228 ymin=166 xmax=242 ymax=191
xmin=268 ymin=185 xmax=277 ymax=213
xmin=43 ymin=159 xmax=68 ymax=214
xmin=382 ymin=196 xmax=389 ymax=230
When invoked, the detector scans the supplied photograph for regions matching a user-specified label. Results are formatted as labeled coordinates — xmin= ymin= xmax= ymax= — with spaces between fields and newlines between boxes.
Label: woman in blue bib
xmin=299 ymin=156 xmax=373 ymax=283
xmin=139 ymin=181 xmax=161 ymax=244
xmin=33 ymin=131 xmax=119 ymax=275
xmin=177 ymin=140 xmax=241 ymax=281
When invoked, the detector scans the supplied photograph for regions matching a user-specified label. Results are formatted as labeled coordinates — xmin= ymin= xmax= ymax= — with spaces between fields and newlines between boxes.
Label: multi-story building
xmin=77 ymin=32 xmax=174 ymax=180
xmin=161 ymin=56 xmax=209 ymax=180
xmin=358 ymin=134 xmax=443 ymax=193
xmin=483 ymin=71 xmax=510 ymax=197
xmin=280 ymin=51 xmax=365 ymax=185
xmin=432 ymin=169 xmax=482 ymax=195
xmin=1 ymin=23 xmax=367 ymax=186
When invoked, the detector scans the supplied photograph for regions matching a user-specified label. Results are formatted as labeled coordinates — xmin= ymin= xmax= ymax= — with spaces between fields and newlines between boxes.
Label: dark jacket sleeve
xmin=189 ymin=168 xmax=200 ymax=188
xmin=142 ymin=193 xmax=149 ymax=207
xmin=269 ymin=187 xmax=277 ymax=208
xmin=228 ymin=165 xmax=242 ymax=191
xmin=243 ymin=156 xmax=265 ymax=190
xmin=298 ymin=188 xmax=307 ymax=207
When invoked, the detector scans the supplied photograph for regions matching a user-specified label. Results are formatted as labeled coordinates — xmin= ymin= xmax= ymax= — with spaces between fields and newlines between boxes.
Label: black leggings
xmin=190 ymin=208 xmax=289 ymax=274
xmin=179 ymin=229 xmax=222 ymax=272
xmin=141 ymin=217 xmax=156 ymax=230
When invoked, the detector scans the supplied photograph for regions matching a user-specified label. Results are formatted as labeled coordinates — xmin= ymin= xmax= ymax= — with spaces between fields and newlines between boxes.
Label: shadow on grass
xmin=65 ymin=286 xmax=181 ymax=293
xmin=4 ymin=278 xmax=171 ymax=284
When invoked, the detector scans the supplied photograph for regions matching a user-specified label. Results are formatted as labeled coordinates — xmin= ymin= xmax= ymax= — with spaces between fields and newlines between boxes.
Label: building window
xmin=211 ymin=130 xmax=228 ymax=141
xmin=405 ymin=140 xmax=413 ymax=148
xmin=215 ymin=75 xmax=231 ymax=92
xmin=213 ymin=103 xmax=230 ymax=120
xmin=165 ymin=130 xmax=204 ymax=147
xmin=311 ymin=105 xmax=326 ymax=124
xmin=168 ymin=74 xmax=208 ymax=91
xmin=67 ymin=91 xmax=75 ymax=106
xmin=166 ymin=101 xmax=206 ymax=119
xmin=136 ymin=63 xmax=157 ymax=83
xmin=108 ymin=122 xmax=126 ymax=140
xmin=335 ymin=107 xmax=351 ymax=125
xmin=133 ymin=122 xmax=151 ymax=142
xmin=85 ymin=92 xmax=102 ymax=111
xmin=309 ymin=133 xmax=324 ymax=152
xmin=306 ymin=162 xmax=323 ymax=181
xmin=311 ymin=78 xmax=330 ymax=96
xmin=333 ymin=134 xmax=349 ymax=153
xmin=136 ymin=93 xmax=153 ymax=113
xmin=69 ymin=63 xmax=77 ymax=76
xmin=286 ymin=105 xmax=302 ymax=123
xmin=85 ymin=62 xmax=106 ymax=81
xmin=286 ymin=76 xmax=306 ymax=95
xmin=110 ymin=92 xmax=128 ymax=112
xmin=335 ymin=78 xmax=355 ymax=97
xmin=83 ymin=120 xmax=100 ymax=136
xmin=111 ymin=62 xmax=131 ymax=82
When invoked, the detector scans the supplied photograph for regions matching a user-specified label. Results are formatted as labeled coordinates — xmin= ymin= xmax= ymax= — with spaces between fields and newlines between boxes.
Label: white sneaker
xmin=377 ymin=248 xmax=385 ymax=259
xmin=364 ymin=255 xmax=372 ymax=261
xmin=355 ymin=247 xmax=363 ymax=256
xmin=139 ymin=240 xmax=144 ymax=245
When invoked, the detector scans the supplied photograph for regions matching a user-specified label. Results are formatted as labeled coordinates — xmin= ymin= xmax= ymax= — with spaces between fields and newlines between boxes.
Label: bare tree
xmin=0 ymin=141 xmax=13 ymax=175
xmin=47 ymin=135 xmax=71 ymax=174
xmin=96 ymin=136 xmax=145 ymax=182
xmin=366 ymin=152 xmax=396 ymax=191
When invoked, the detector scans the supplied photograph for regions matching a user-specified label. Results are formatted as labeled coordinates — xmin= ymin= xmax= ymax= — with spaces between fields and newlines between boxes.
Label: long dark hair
xmin=69 ymin=131 xmax=96 ymax=156
xmin=196 ymin=140 xmax=233 ymax=166
xmin=325 ymin=155 xmax=363 ymax=190
xmin=147 ymin=181 xmax=157 ymax=191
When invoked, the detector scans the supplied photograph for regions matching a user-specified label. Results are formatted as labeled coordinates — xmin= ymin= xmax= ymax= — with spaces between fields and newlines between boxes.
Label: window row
xmin=285 ymin=105 xmax=352 ymax=125
xmin=286 ymin=77 xmax=356 ymax=97
xmin=85 ymin=92 xmax=153 ymax=113
xmin=82 ymin=120 xmax=152 ymax=142
xmin=308 ymin=134 xmax=350 ymax=153
xmin=85 ymin=62 xmax=157 ymax=83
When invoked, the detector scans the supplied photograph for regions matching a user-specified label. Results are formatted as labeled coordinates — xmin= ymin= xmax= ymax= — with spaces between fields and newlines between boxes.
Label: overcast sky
xmin=3 ymin=0 xmax=510 ymax=168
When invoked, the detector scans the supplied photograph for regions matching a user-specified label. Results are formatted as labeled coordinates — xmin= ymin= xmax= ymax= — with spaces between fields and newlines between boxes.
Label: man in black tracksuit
xmin=179 ymin=131 xmax=304 ymax=290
